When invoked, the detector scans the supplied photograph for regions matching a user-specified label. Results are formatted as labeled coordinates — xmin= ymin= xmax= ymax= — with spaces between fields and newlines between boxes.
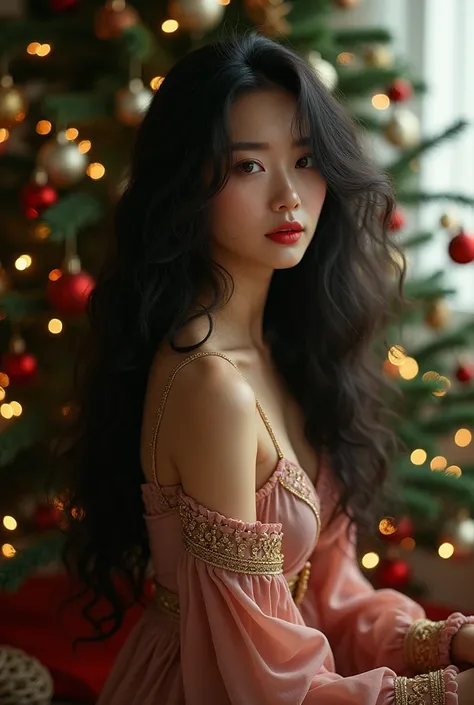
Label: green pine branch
xmin=0 ymin=291 xmax=49 ymax=321
xmin=419 ymin=406 xmax=474 ymax=434
xmin=402 ymin=232 xmax=434 ymax=249
xmin=401 ymin=487 xmax=442 ymax=520
xmin=41 ymin=92 xmax=115 ymax=125
xmin=338 ymin=67 xmax=401 ymax=96
xmin=42 ymin=192 xmax=104 ymax=241
xmin=0 ymin=531 xmax=65 ymax=592
xmin=333 ymin=27 xmax=393 ymax=46
xmin=0 ymin=413 xmax=45 ymax=468
xmin=397 ymin=190 xmax=474 ymax=207
xmin=412 ymin=321 xmax=474 ymax=362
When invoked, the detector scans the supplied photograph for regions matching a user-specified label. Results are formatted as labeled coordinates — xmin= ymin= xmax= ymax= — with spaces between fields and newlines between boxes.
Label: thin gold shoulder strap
xmin=150 ymin=350 xmax=284 ymax=486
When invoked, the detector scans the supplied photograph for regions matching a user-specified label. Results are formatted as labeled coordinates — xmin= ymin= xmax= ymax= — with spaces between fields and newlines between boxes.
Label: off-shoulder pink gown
xmin=98 ymin=352 xmax=473 ymax=705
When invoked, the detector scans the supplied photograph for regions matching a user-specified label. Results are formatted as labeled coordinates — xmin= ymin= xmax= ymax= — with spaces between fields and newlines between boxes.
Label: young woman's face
xmin=208 ymin=88 xmax=327 ymax=274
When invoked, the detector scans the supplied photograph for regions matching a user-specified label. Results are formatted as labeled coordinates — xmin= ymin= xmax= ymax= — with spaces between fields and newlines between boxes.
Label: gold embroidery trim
xmin=154 ymin=560 xmax=311 ymax=621
xmin=404 ymin=619 xmax=445 ymax=673
xmin=278 ymin=463 xmax=321 ymax=541
xmin=394 ymin=670 xmax=445 ymax=705
xmin=178 ymin=499 xmax=284 ymax=575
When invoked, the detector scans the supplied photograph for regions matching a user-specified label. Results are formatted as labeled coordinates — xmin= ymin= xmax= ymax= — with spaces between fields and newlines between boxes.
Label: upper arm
xmin=167 ymin=357 xmax=259 ymax=523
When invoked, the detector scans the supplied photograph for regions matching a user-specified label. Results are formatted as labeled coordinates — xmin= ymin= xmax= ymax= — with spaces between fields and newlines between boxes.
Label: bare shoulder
xmin=166 ymin=353 xmax=259 ymax=522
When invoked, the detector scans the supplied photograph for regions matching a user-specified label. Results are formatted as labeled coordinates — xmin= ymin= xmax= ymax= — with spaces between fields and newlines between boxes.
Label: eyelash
xmin=234 ymin=154 xmax=315 ymax=174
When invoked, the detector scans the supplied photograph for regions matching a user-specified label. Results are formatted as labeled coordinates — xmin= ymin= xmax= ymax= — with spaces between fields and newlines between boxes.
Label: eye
xmin=296 ymin=154 xmax=315 ymax=168
xmin=234 ymin=160 xmax=263 ymax=174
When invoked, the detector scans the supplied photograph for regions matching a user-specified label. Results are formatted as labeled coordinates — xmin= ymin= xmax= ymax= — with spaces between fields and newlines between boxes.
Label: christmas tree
xmin=1 ymin=0 xmax=474 ymax=597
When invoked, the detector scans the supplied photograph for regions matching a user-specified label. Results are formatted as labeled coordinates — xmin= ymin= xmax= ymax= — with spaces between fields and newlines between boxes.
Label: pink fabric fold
xmin=439 ymin=613 xmax=474 ymax=668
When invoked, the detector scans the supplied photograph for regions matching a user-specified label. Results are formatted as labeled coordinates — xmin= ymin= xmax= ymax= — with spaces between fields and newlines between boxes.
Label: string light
xmin=48 ymin=269 xmax=62 ymax=282
xmin=78 ymin=140 xmax=91 ymax=154
xmin=361 ymin=552 xmax=380 ymax=569
xmin=0 ymin=388 xmax=5 ymax=401
xmin=1 ymin=543 xmax=15 ymax=558
xmin=432 ymin=376 xmax=451 ymax=397
xmin=14 ymin=254 xmax=32 ymax=271
xmin=378 ymin=517 xmax=397 ymax=535
xmin=34 ymin=223 xmax=51 ymax=240
xmin=65 ymin=128 xmax=79 ymax=140
xmin=0 ymin=373 xmax=9 ymax=387
xmin=455 ymin=429 xmax=472 ymax=447
xmin=150 ymin=76 xmax=165 ymax=91
xmin=0 ymin=128 xmax=9 ymax=143
xmin=445 ymin=465 xmax=462 ymax=478
xmin=162 ymin=19 xmax=179 ymax=33
xmin=430 ymin=456 xmax=447 ymax=471
xmin=400 ymin=537 xmax=416 ymax=551
xmin=9 ymin=401 xmax=22 ymax=417
xmin=438 ymin=542 xmax=454 ymax=559
xmin=337 ymin=52 xmax=355 ymax=65
xmin=36 ymin=120 xmax=52 ymax=135
xmin=48 ymin=318 xmax=63 ymax=334
xmin=399 ymin=357 xmax=419 ymax=380
xmin=87 ymin=162 xmax=105 ymax=180
xmin=2 ymin=516 xmax=17 ymax=531
xmin=410 ymin=449 xmax=427 ymax=465
xmin=27 ymin=42 xmax=40 ymax=55
xmin=36 ymin=44 xmax=51 ymax=57
xmin=388 ymin=345 xmax=407 ymax=365
xmin=372 ymin=94 xmax=390 ymax=110
xmin=1 ymin=403 xmax=13 ymax=419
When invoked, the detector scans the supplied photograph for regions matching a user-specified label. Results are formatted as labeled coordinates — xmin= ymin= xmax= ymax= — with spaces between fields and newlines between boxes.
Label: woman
xmin=62 ymin=33 xmax=474 ymax=704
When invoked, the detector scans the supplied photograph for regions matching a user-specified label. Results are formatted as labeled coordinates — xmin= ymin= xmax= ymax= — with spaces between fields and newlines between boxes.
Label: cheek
xmin=210 ymin=182 xmax=257 ymax=230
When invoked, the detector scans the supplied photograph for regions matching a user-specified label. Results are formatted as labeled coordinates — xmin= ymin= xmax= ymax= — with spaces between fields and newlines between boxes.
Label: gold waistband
xmin=154 ymin=560 xmax=311 ymax=622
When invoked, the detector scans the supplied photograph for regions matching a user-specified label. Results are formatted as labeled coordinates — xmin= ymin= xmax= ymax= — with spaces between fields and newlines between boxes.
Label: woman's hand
xmin=451 ymin=625 xmax=474 ymax=667
xmin=456 ymin=667 xmax=474 ymax=704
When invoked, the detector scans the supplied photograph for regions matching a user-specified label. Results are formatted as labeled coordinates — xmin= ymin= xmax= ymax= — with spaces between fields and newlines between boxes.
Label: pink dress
xmin=98 ymin=351 xmax=473 ymax=705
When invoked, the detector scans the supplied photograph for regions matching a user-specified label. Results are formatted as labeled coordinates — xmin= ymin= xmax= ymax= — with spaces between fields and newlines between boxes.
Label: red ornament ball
xmin=380 ymin=516 xmax=414 ymax=543
xmin=455 ymin=364 xmax=474 ymax=383
xmin=386 ymin=78 xmax=413 ymax=103
xmin=34 ymin=503 xmax=62 ymax=531
xmin=448 ymin=229 xmax=474 ymax=264
xmin=47 ymin=270 xmax=94 ymax=316
xmin=20 ymin=181 xmax=58 ymax=219
xmin=94 ymin=2 xmax=140 ymax=40
xmin=2 ymin=351 xmax=37 ymax=385
xmin=374 ymin=558 xmax=411 ymax=589
xmin=388 ymin=208 xmax=406 ymax=232
xmin=49 ymin=0 xmax=79 ymax=10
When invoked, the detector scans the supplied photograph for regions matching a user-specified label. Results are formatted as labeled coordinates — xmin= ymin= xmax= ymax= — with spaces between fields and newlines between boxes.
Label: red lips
xmin=266 ymin=221 xmax=303 ymax=235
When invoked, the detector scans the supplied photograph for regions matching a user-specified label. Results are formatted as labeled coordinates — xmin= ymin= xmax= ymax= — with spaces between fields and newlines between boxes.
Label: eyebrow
xmin=230 ymin=136 xmax=311 ymax=151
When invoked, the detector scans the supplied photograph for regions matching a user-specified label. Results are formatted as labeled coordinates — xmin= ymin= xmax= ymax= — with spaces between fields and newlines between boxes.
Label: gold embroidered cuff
xmin=394 ymin=671 xmax=445 ymax=705
xmin=178 ymin=500 xmax=284 ymax=574
xmin=404 ymin=619 xmax=446 ymax=673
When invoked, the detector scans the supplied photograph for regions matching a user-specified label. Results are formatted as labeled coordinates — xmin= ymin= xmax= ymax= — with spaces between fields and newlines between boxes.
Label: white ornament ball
xmin=384 ymin=108 xmax=420 ymax=148
xmin=308 ymin=52 xmax=338 ymax=92
xmin=0 ymin=646 xmax=53 ymax=704
xmin=168 ymin=0 xmax=225 ymax=32
xmin=115 ymin=78 xmax=153 ymax=127
xmin=443 ymin=515 xmax=474 ymax=558
xmin=37 ymin=131 xmax=88 ymax=188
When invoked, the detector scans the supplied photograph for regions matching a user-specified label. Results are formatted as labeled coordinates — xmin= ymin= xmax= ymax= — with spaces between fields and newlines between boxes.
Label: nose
xmin=270 ymin=178 xmax=301 ymax=212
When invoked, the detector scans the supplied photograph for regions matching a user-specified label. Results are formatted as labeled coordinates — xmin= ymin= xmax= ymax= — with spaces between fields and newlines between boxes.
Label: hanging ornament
xmin=384 ymin=108 xmax=420 ymax=148
xmin=439 ymin=211 xmax=460 ymax=230
xmin=455 ymin=363 xmax=474 ymax=384
xmin=33 ymin=502 xmax=62 ymax=530
xmin=334 ymin=0 xmax=360 ymax=7
xmin=0 ymin=75 xmax=28 ymax=130
xmin=387 ymin=207 xmax=405 ymax=232
xmin=363 ymin=44 xmax=394 ymax=69
xmin=49 ymin=0 xmax=79 ymax=10
xmin=374 ymin=558 xmax=411 ymax=589
xmin=115 ymin=78 xmax=153 ymax=127
xmin=448 ymin=228 xmax=474 ymax=264
xmin=37 ymin=131 xmax=88 ymax=188
xmin=168 ymin=0 xmax=226 ymax=33
xmin=386 ymin=78 xmax=413 ymax=103
xmin=0 ymin=646 xmax=53 ymax=705
xmin=20 ymin=169 xmax=58 ymax=219
xmin=308 ymin=52 xmax=338 ymax=92
xmin=1 ymin=334 xmax=38 ymax=385
xmin=94 ymin=0 xmax=140 ymax=40
xmin=424 ymin=299 xmax=450 ymax=330
xmin=244 ymin=0 xmax=292 ymax=37
xmin=379 ymin=516 xmax=414 ymax=544
xmin=442 ymin=511 xmax=474 ymax=558
xmin=46 ymin=254 xmax=94 ymax=316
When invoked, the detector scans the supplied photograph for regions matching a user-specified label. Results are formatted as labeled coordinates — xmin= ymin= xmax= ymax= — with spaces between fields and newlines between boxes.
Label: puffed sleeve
xmin=301 ymin=504 xmax=474 ymax=679
xmin=175 ymin=490 xmax=459 ymax=705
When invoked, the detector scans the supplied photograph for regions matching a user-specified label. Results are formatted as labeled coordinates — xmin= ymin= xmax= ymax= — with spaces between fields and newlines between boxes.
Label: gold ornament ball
xmin=168 ymin=0 xmax=226 ymax=32
xmin=384 ymin=108 xmax=420 ymax=148
xmin=425 ymin=299 xmax=450 ymax=330
xmin=94 ymin=0 xmax=140 ymax=40
xmin=37 ymin=131 xmax=88 ymax=188
xmin=308 ymin=52 xmax=338 ymax=92
xmin=440 ymin=211 xmax=459 ymax=229
xmin=115 ymin=79 xmax=153 ymax=127
xmin=0 ymin=76 xmax=28 ymax=129
xmin=364 ymin=44 xmax=394 ymax=69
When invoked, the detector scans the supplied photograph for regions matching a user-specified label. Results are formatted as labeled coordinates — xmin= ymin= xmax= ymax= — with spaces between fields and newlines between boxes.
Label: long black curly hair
xmin=60 ymin=31 xmax=404 ymax=642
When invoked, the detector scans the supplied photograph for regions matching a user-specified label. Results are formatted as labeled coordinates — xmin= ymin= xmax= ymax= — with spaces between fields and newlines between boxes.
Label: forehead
xmin=228 ymin=88 xmax=307 ymax=141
